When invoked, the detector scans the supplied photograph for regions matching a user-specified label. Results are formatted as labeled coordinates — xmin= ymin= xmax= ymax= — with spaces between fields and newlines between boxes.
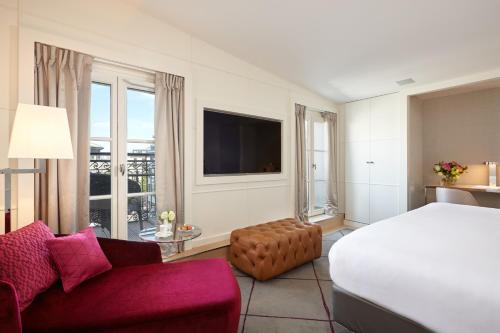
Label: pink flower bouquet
xmin=433 ymin=161 xmax=467 ymax=185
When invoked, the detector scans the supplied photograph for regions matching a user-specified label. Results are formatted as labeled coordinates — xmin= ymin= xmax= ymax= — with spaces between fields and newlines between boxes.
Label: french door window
xmin=306 ymin=110 xmax=329 ymax=217
xmin=89 ymin=62 xmax=156 ymax=240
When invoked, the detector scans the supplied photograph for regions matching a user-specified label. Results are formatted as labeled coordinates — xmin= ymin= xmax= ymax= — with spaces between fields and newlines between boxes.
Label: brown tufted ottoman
xmin=229 ymin=218 xmax=322 ymax=280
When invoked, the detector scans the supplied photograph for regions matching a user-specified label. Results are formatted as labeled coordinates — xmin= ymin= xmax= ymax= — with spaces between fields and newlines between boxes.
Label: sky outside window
xmin=90 ymin=83 xmax=111 ymax=138
xmin=127 ymin=88 xmax=155 ymax=142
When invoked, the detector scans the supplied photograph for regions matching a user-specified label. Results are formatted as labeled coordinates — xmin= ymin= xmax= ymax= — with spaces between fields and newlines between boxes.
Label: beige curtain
xmin=34 ymin=42 xmax=93 ymax=233
xmin=155 ymin=72 xmax=185 ymax=232
xmin=322 ymin=111 xmax=338 ymax=215
xmin=295 ymin=104 xmax=308 ymax=222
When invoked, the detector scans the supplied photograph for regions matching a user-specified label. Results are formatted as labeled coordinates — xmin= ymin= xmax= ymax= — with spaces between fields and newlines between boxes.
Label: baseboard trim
xmin=169 ymin=214 xmax=347 ymax=262
xmin=344 ymin=219 xmax=367 ymax=229
xmin=318 ymin=214 xmax=344 ymax=233
xmin=165 ymin=238 xmax=230 ymax=262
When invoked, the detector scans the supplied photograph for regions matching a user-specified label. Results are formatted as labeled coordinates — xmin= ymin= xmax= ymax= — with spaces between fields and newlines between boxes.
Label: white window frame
xmin=90 ymin=61 xmax=155 ymax=240
xmin=305 ymin=109 xmax=328 ymax=217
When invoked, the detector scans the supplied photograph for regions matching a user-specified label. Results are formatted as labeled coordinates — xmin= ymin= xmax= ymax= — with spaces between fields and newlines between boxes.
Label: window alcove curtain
xmin=34 ymin=42 xmax=93 ymax=233
xmin=321 ymin=111 xmax=338 ymax=215
xmin=154 ymin=72 xmax=185 ymax=232
xmin=295 ymin=103 xmax=308 ymax=222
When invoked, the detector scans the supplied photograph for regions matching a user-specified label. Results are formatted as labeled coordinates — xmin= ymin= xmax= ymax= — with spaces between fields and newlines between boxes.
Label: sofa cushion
xmin=22 ymin=258 xmax=241 ymax=333
xmin=0 ymin=221 xmax=58 ymax=311
xmin=47 ymin=228 xmax=112 ymax=292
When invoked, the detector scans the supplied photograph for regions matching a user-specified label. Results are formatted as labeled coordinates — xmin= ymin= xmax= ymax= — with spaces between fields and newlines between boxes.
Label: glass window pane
xmin=127 ymin=89 xmax=155 ymax=140
xmin=90 ymin=83 xmax=111 ymax=138
xmin=127 ymin=194 xmax=156 ymax=241
xmin=90 ymin=141 xmax=111 ymax=196
xmin=127 ymin=143 xmax=155 ymax=193
xmin=89 ymin=198 xmax=111 ymax=238
xmin=314 ymin=121 xmax=327 ymax=151
xmin=314 ymin=151 xmax=328 ymax=181
xmin=314 ymin=180 xmax=328 ymax=210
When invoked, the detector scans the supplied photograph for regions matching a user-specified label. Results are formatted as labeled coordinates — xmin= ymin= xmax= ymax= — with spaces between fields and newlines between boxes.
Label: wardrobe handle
xmin=366 ymin=161 xmax=375 ymax=164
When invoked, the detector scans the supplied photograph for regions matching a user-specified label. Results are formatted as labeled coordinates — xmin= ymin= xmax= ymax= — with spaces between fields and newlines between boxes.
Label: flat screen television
xmin=204 ymin=108 xmax=282 ymax=175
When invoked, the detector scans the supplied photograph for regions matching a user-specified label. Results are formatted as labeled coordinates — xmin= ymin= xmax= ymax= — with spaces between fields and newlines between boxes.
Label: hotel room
xmin=0 ymin=1 xmax=499 ymax=332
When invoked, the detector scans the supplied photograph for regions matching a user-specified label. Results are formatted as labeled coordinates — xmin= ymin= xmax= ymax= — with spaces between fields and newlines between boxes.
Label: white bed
xmin=329 ymin=202 xmax=500 ymax=333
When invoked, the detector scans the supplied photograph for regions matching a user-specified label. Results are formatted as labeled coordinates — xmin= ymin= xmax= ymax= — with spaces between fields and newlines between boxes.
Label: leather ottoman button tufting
xmin=229 ymin=218 xmax=322 ymax=280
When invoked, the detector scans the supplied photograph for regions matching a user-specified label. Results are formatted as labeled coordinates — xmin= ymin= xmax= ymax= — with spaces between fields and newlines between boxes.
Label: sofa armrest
xmin=0 ymin=280 xmax=22 ymax=333
xmin=97 ymin=238 xmax=162 ymax=268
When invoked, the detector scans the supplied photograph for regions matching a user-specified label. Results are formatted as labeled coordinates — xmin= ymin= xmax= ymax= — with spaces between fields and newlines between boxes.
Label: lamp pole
xmin=0 ymin=160 xmax=46 ymax=233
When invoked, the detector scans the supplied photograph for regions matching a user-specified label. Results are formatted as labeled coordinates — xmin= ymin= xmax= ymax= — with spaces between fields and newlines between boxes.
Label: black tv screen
xmin=204 ymin=109 xmax=282 ymax=175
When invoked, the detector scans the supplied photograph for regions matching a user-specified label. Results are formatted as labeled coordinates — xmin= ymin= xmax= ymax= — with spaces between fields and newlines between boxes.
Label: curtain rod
xmin=94 ymin=57 xmax=156 ymax=75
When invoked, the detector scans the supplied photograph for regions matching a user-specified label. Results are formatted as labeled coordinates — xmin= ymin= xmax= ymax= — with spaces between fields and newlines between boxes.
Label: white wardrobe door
xmin=370 ymin=94 xmax=400 ymax=141
xmin=345 ymin=141 xmax=370 ymax=183
xmin=369 ymin=139 xmax=400 ymax=186
xmin=369 ymin=185 xmax=399 ymax=223
xmin=346 ymin=183 xmax=370 ymax=224
xmin=345 ymin=99 xmax=370 ymax=142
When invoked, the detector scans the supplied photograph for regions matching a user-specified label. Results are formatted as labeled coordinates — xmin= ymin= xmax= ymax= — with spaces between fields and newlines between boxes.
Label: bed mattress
xmin=329 ymin=203 xmax=500 ymax=333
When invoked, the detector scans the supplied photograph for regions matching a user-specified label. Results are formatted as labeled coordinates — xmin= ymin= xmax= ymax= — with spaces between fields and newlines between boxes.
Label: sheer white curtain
xmin=322 ymin=111 xmax=338 ymax=215
xmin=34 ymin=42 xmax=93 ymax=233
xmin=154 ymin=72 xmax=185 ymax=232
xmin=295 ymin=103 xmax=308 ymax=221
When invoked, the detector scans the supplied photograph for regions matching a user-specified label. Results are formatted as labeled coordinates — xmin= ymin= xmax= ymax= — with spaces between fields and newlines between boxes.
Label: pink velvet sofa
xmin=0 ymin=237 xmax=241 ymax=333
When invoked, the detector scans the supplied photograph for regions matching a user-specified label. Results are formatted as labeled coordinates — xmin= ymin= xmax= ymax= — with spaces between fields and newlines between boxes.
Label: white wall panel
xmin=0 ymin=3 xmax=17 ymax=111
xmin=0 ymin=3 xmax=17 ymax=232
xmin=246 ymin=185 xmax=290 ymax=225
xmin=370 ymin=139 xmax=401 ymax=186
xmin=344 ymin=93 xmax=403 ymax=225
xmin=369 ymin=185 xmax=399 ymax=223
xmin=345 ymin=182 xmax=369 ymax=224
xmin=370 ymin=94 xmax=400 ymax=141
xmin=345 ymin=99 xmax=369 ymax=142
xmin=191 ymin=190 xmax=248 ymax=239
xmin=345 ymin=141 xmax=370 ymax=183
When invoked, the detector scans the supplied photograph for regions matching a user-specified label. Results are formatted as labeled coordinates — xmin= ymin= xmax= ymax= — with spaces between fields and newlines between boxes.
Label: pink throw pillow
xmin=0 ymin=221 xmax=58 ymax=311
xmin=47 ymin=228 xmax=112 ymax=292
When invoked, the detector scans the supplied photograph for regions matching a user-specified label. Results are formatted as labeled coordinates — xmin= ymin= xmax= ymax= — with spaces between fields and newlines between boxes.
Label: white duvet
xmin=329 ymin=203 xmax=500 ymax=333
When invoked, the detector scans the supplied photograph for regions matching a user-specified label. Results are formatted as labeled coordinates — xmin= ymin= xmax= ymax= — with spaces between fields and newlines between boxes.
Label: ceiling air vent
xmin=396 ymin=78 xmax=415 ymax=86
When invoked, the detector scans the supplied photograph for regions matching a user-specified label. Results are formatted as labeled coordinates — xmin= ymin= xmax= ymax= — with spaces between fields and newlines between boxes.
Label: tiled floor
xmin=232 ymin=228 xmax=353 ymax=333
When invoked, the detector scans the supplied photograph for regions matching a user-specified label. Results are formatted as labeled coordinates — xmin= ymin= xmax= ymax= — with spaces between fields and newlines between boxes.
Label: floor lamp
xmin=0 ymin=104 xmax=73 ymax=233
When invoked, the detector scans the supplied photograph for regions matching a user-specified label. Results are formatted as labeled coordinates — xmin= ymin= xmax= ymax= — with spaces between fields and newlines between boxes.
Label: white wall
xmin=416 ymin=88 xmax=500 ymax=208
xmin=0 ymin=0 xmax=339 ymax=243
xmin=407 ymin=96 xmax=424 ymax=210
xmin=0 ymin=0 xmax=18 ymax=234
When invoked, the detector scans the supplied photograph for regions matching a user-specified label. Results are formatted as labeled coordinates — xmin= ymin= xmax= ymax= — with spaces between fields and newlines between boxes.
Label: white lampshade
xmin=7 ymin=104 xmax=73 ymax=159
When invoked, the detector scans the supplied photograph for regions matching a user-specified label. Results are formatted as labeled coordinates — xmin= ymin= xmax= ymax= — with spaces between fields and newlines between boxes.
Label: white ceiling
xmin=123 ymin=0 xmax=500 ymax=103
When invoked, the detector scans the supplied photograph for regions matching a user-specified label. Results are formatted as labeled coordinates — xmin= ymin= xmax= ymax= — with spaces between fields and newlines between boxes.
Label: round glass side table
xmin=139 ymin=225 xmax=202 ymax=259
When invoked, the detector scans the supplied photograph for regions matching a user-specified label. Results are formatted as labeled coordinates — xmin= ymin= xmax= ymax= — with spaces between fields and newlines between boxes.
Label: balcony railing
xmin=89 ymin=151 xmax=156 ymax=239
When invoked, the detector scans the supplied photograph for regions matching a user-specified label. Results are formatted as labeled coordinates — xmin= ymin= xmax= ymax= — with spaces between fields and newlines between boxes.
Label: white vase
xmin=157 ymin=221 xmax=172 ymax=237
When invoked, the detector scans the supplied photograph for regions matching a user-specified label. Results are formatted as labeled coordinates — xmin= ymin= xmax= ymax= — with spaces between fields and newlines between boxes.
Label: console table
xmin=424 ymin=184 xmax=500 ymax=204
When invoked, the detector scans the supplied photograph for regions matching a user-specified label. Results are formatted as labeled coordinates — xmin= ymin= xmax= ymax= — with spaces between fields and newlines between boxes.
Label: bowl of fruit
xmin=179 ymin=224 xmax=194 ymax=233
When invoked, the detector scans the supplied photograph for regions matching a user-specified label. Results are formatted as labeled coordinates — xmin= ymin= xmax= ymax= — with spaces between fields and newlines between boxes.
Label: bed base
xmin=332 ymin=284 xmax=433 ymax=333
